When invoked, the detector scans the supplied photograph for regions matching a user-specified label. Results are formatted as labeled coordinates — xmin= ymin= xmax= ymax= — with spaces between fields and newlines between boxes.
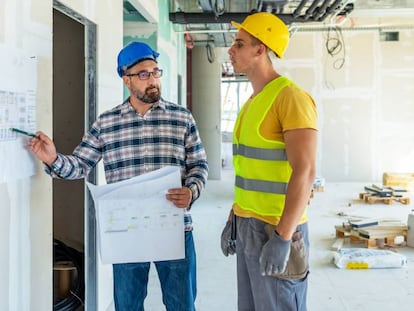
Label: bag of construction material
xmin=333 ymin=248 xmax=407 ymax=269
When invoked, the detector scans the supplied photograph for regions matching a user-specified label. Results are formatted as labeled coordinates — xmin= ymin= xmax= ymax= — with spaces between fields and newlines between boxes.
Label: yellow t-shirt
xmin=233 ymin=83 xmax=318 ymax=225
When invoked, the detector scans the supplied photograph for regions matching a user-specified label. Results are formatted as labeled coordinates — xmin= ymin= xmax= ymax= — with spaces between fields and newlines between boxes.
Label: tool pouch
xmin=264 ymin=224 xmax=309 ymax=280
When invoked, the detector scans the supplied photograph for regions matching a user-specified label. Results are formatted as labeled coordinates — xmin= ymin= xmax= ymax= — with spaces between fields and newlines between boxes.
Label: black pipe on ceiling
xmin=293 ymin=0 xmax=309 ymax=18
xmin=318 ymin=0 xmax=344 ymax=20
xmin=303 ymin=0 xmax=323 ymax=21
xmin=169 ymin=10 xmax=349 ymax=25
xmin=169 ymin=12 xmax=250 ymax=24
xmin=313 ymin=0 xmax=334 ymax=21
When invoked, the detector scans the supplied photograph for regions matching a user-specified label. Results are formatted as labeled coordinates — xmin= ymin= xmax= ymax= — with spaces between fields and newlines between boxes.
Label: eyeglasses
xmin=126 ymin=69 xmax=163 ymax=80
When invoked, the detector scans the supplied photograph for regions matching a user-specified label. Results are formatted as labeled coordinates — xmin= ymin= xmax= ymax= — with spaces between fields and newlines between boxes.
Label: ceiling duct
xmin=168 ymin=0 xmax=356 ymax=47
xmin=169 ymin=0 xmax=354 ymax=25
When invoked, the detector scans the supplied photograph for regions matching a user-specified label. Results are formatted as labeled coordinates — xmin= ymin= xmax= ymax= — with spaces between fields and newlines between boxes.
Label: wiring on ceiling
xmin=325 ymin=25 xmax=346 ymax=70
xmin=206 ymin=40 xmax=216 ymax=63
xmin=322 ymin=24 xmax=347 ymax=89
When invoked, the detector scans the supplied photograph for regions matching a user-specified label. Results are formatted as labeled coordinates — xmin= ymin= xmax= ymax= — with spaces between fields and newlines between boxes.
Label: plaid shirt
xmin=47 ymin=98 xmax=208 ymax=231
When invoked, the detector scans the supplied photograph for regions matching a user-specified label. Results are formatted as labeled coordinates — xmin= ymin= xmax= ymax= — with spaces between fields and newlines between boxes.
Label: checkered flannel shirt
xmin=46 ymin=98 xmax=208 ymax=231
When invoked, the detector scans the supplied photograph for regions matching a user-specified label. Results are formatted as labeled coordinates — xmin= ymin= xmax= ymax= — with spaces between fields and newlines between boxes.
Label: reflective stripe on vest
xmin=235 ymin=175 xmax=288 ymax=194
xmin=233 ymin=144 xmax=287 ymax=161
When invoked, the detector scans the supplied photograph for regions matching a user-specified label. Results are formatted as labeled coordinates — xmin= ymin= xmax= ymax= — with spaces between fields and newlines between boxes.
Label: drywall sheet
xmin=0 ymin=45 xmax=37 ymax=182
xmin=321 ymin=96 xmax=373 ymax=181
xmin=87 ymin=166 xmax=185 ymax=264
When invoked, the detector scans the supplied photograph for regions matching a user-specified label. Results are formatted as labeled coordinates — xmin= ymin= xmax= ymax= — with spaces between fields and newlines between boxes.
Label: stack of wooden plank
xmin=359 ymin=184 xmax=410 ymax=205
xmin=334 ymin=219 xmax=408 ymax=249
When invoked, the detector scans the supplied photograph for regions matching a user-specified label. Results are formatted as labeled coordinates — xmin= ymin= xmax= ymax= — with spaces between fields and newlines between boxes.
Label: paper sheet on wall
xmin=86 ymin=166 xmax=185 ymax=264
xmin=0 ymin=44 xmax=37 ymax=182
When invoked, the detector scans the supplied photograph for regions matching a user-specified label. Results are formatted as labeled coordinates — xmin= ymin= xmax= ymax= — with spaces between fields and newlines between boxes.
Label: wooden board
xmin=359 ymin=192 xmax=410 ymax=205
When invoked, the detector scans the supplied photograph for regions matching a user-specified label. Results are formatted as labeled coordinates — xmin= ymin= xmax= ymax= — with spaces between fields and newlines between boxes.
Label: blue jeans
xmin=236 ymin=217 xmax=309 ymax=311
xmin=113 ymin=231 xmax=197 ymax=311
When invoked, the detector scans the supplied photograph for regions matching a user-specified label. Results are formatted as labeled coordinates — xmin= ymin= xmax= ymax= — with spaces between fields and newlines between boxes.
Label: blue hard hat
xmin=116 ymin=41 xmax=160 ymax=77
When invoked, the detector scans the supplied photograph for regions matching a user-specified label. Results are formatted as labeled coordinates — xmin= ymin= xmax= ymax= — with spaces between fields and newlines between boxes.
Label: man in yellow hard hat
xmin=221 ymin=12 xmax=318 ymax=311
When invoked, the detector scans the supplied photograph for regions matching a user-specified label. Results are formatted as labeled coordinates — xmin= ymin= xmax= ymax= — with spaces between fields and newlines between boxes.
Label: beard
xmin=132 ymin=85 xmax=161 ymax=104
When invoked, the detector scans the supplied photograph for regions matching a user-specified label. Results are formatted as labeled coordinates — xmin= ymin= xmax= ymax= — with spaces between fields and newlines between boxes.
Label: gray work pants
xmin=236 ymin=216 xmax=309 ymax=311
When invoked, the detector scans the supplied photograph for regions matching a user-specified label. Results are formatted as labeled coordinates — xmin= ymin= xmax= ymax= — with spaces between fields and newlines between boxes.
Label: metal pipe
xmin=169 ymin=12 xmax=250 ymax=24
xmin=314 ymin=0 xmax=334 ymax=20
xmin=176 ymin=29 xmax=237 ymax=34
xmin=169 ymin=11 xmax=346 ymax=25
xmin=329 ymin=0 xmax=353 ymax=24
xmin=303 ymin=0 xmax=323 ymax=20
xmin=199 ymin=0 xmax=213 ymax=11
xmin=293 ymin=0 xmax=308 ymax=18
xmin=318 ymin=0 xmax=343 ymax=20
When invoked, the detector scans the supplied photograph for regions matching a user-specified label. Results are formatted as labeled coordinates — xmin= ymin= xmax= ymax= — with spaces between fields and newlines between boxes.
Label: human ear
xmin=257 ymin=44 xmax=266 ymax=56
xmin=122 ymin=75 xmax=130 ymax=87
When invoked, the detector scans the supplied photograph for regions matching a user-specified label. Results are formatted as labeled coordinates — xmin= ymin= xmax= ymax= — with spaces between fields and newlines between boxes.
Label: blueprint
xmin=87 ymin=166 xmax=185 ymax=264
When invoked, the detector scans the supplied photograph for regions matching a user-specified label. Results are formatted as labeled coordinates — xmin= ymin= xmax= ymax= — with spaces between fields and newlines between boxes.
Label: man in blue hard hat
xmin=28 ymin=41 xmax=208 ymax=310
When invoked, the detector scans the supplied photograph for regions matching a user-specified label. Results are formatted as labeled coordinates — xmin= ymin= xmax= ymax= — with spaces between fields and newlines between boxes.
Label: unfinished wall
xmin=0 ymin=1 xmax=53 ymax=310
xmin=216 ymin=16 xmax=414 ymax=183
xmin=278 ymin=18 xmax=414 ymax=182
xmin=0 ymin=0 xmax=123 ymax=310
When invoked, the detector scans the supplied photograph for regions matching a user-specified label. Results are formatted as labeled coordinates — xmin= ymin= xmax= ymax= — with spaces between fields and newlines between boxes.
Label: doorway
xmin=53 ymin=1 xmax=97 ymax=310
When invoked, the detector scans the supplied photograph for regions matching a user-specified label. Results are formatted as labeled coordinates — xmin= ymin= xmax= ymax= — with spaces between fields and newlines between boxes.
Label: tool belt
xmin=264 ymin=224 xmax=309 ymax=280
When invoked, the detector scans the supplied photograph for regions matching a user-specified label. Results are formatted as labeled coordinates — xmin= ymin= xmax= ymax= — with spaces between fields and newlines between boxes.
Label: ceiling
xmin=122 ymin=0 xmax=414 ymax=48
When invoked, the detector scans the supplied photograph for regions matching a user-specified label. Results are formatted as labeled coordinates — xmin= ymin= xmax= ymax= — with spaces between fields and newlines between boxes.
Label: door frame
xmin=53 ymin=1 xmax=97 ymax=309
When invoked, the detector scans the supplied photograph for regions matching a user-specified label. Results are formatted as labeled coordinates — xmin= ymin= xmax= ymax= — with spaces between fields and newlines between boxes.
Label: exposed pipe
xmin=329 ymin=0 xmax=354 ymax=24
xmin=313 ymin=0 xmax=335 ymax=21
xmin=318 ymin=0 xmax=343 ymax=20
xmin=183 ymin=24 xmax=414 ymax=37
xmin=303 ymin=0 xmax=323 ymax=20
xmin=256 ymin=0 xmax=263 ymax=12
xmin=169 ymin=1 xmax=354 ymax=25
xmin=199 ymin=0 xmax=213 ymax=12
xmin=293 ymin=0 xmax=309 ymax=18
xmin=176 ymin=29 xmax=237 ymax=34
xmin=169 ymin=12 xmax=250 ymax=24
xmin=169 ymin=11 xmax=339 ymax=25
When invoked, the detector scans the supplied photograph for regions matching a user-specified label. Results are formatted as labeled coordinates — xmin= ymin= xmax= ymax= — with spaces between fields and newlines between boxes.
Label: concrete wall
xmin=191 ymin=46 xmax=222 ymax=180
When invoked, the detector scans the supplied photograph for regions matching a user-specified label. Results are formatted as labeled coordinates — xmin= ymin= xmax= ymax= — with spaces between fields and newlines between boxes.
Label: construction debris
xmin=359 ymin=184 xmax=410 ymax=205
xmin=334 ymin=219 xmax=408 ymax=249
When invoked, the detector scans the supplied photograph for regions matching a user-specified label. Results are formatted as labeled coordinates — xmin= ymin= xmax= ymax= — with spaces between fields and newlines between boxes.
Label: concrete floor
xmin=145 ymin=169 xmax=414 ymax=310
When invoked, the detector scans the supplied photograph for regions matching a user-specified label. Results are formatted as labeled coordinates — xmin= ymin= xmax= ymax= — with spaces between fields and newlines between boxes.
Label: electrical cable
xmin=323 ymin=25 xmax=347 ymax=89
xmin=325 ymin=26 xmax=346 ymax=70
xmin=206 ymin=42 xmax=215 ymax=63
xmin=53 ymin=239 xmax=85 ymax=311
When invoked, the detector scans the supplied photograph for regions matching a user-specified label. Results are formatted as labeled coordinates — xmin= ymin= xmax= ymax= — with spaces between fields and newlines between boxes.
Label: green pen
xmin=10 ymin=127 xmax=40 ymax=139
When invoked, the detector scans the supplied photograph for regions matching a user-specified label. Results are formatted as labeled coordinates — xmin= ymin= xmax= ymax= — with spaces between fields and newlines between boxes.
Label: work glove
xmin=259 ymin=231 xmax=291 ymax=276
xmin=220 ymin=217 xmax=236 ymax=256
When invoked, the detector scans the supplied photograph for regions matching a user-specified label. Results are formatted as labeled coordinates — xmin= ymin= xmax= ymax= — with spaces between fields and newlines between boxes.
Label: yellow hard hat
xmin=231 ymin=12 xmax=289 ymax=58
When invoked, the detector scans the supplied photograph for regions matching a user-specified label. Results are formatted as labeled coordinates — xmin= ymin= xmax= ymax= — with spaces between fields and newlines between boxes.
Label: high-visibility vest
xmin=233 ymin=77 xmax=292 ymax=217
